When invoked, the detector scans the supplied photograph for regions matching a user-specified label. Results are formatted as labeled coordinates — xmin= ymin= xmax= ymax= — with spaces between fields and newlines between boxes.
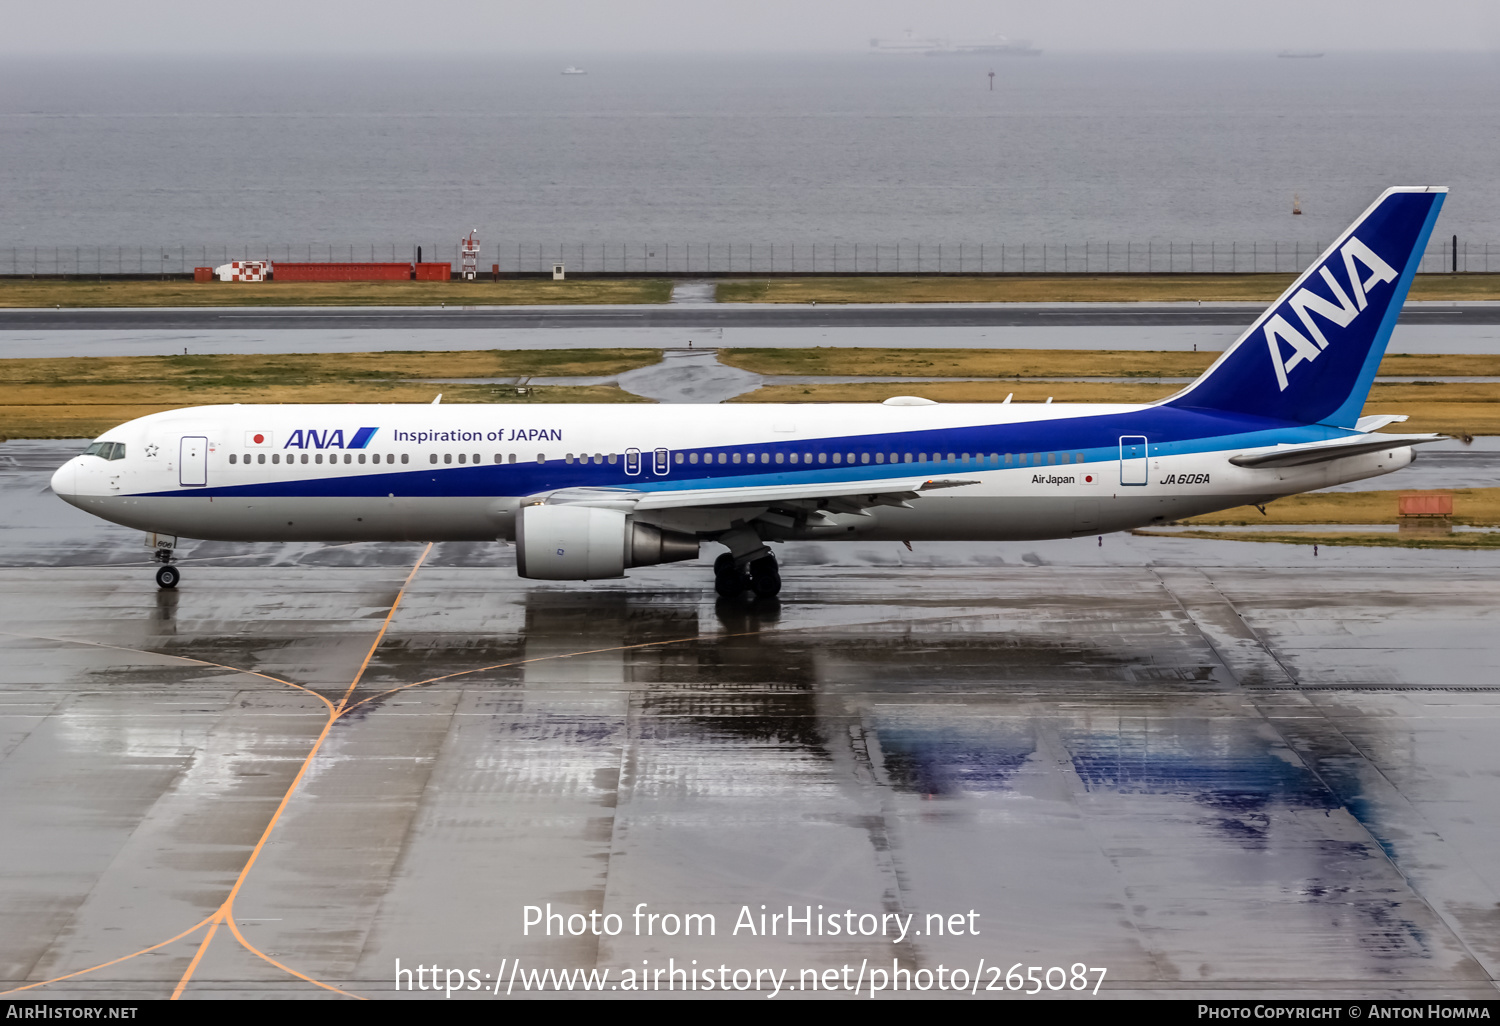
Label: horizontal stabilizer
xmin=1229 ymin=433 xmax=1444 ymax=469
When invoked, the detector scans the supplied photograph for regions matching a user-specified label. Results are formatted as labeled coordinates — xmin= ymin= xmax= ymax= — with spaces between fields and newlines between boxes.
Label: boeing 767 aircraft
xmin=52 ymin=187 xmax=1448 ymax=598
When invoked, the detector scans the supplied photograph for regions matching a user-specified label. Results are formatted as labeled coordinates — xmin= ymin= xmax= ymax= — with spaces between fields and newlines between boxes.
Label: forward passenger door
xmin=180 ymin=436 xmax=208 ymax=487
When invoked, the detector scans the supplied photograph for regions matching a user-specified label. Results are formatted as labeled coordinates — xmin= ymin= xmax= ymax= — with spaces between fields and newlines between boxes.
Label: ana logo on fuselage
xmin=1264 ymin=236 xmax=1398 ymax=391
xmin=283 ymin=427 xmax=378 ymax=450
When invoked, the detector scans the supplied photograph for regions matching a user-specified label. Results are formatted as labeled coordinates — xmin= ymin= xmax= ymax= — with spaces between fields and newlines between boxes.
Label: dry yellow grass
xmin=721 ymin=347 xmax=1220 ymax=378
xmin=0 ymin=349 xmax=660 ymax=388
xmin=723 ymin=347 xmax=1500 ymax=379
xmin=1356 ymin=401 xmax=1500 ymax=437
xmin=0 ymin=350 xmax=658 ymax=439
xmin=726 ymin=352 xmax=1500 ymax=437
xmin=0 ymin=279 xmax=672 ymax=308
xmin=718 ymin=274 xmax=1500 ymax=304
xmin=0 ymin=386 xmax=646 ymax=440
xmin=1134 ymin=528 xmax=1500 ymax=550
xmin=730 ymin=379 xmax=1500 ymax=429
xmin=732 ymin=381 xmax=1169 ymax=405
xmin=1181 ymin=488 xmax=1500 ymax=526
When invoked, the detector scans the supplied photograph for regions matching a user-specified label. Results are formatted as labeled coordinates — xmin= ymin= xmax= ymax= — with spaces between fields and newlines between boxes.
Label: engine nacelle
xmin=515 ymin=504 xmax=699 ymax=580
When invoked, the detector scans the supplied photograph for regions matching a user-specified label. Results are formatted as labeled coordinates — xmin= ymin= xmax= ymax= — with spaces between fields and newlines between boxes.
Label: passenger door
xmin=1118 ymin=435 xmax=1147 ymax=486
xmin=179 ymin=436 xmax=208 ymax=487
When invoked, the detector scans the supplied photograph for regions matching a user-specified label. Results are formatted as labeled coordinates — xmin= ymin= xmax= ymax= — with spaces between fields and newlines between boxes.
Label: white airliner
xmin=53 ymin=187 xmax=1448 ymax=598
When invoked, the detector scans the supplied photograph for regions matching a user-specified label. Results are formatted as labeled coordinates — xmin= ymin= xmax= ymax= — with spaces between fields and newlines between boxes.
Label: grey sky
xmin=6 ymin=0 xmax=1498 ymax=54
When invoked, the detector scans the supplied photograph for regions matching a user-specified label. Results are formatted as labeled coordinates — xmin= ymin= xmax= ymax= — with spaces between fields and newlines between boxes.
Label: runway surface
xmin=4 ymin=442 xmax=1500 ymax=999
xmin=3 ymin=301 xmax=1499 ymax=333
xmin=7 ymin=323 xmax=1500 ymax=361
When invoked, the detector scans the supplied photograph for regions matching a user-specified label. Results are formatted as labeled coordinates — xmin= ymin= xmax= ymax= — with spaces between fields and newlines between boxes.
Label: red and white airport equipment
xmin=215 ymin=260 xmax=270 ymax=282
xmin=460 ymin=229 xmax=480 ymax=280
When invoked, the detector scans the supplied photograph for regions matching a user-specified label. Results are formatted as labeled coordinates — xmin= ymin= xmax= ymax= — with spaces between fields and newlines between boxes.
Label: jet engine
xmin=515 ymin=504 xmax=699 ymax=580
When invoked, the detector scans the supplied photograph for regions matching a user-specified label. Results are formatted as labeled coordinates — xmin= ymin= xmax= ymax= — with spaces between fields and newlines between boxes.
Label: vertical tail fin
xmin=1164 ymin=186 xmax=1446 ymax=428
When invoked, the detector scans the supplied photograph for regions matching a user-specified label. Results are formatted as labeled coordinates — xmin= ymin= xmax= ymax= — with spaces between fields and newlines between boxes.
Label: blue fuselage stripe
xmin=132 ymin=406 xmax=1350 ymax=499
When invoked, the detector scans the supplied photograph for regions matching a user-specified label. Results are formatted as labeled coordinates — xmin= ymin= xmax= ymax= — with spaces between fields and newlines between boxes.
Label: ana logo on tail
xmin=1265 ymin=236 xmax=1398 ymax=390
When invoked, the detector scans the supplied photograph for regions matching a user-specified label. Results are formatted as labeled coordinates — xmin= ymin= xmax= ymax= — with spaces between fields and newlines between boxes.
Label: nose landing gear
xmin=146 ymin=532 xmax=180 ymax=589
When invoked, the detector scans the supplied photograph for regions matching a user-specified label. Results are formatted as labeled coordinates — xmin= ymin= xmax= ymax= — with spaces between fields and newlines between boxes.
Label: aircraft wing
xmin=1228 ymin=433 xmax=1446 ymax=469
xmin=533 ymin=476 xmax=980 ymax=516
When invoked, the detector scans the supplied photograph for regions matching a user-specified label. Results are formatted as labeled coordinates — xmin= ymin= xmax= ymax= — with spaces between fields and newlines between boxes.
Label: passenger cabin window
xmin=229 ymin=454 xmax=237 ymax=464
xmin=402 ymin=454 xmax=409 ymax=464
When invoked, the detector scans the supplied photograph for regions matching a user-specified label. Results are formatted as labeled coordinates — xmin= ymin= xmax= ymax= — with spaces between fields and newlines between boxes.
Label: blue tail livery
xmin=1164 ymin=186 xmax=1445 ymax=428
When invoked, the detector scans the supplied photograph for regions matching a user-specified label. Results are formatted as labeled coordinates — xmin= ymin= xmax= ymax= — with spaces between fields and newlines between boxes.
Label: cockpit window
xmin=84 ymin=441 xmax=127 ymax=460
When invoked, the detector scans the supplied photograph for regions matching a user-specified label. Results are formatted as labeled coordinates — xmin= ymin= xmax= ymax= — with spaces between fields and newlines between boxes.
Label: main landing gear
xmin=713 ymin=526 xmax=780 ymax=600
xmin=713 ymin=552 xmax=780 ymax=599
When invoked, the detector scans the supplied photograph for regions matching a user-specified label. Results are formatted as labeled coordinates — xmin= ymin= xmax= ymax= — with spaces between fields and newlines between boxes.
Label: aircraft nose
xmin=50 ymin=459 xmax=79 ymax=503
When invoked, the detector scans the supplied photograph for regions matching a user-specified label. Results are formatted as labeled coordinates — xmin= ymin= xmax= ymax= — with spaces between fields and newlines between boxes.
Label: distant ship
xmin=869 ymin=32 xmax=1041 ymax=57
xmin=561 ymin=66 xmax=587 ymax=75
xmin=1277 ymin=50 xmax=1325 ymax=58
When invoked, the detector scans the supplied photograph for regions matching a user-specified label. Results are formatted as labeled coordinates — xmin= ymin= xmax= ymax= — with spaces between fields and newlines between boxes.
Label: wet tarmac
xmin=3 ymin=301 xmax=1498 ymax=333
xmin=4 ymin=441 xmax=1500 ymax=999
xmin=4 ymin=303 xmax=1500 ymax=361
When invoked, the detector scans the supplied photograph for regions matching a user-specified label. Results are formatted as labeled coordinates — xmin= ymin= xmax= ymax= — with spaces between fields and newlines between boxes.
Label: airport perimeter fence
xmin=0 ymin=239 xmax=1493 ymax=277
